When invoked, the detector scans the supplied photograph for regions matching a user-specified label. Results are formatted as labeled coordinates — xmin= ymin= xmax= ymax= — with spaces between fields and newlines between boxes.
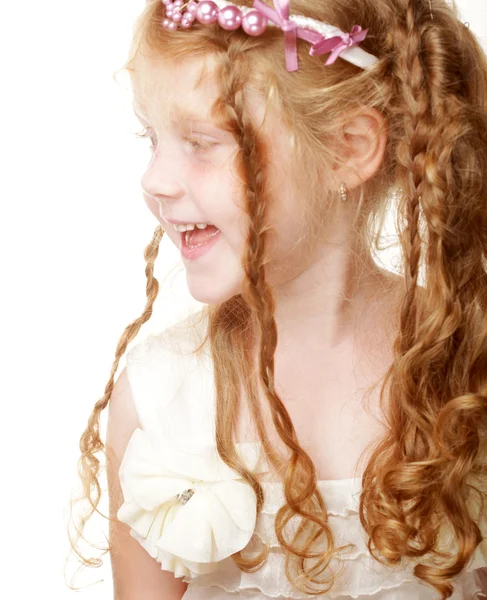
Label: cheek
xmin=143 ymin=194 xmax=161 ymax=220
xmin=191 ymin=161 xmax=243 ymax=220
xmin=212 ymin=176 xmax=248 ymax=238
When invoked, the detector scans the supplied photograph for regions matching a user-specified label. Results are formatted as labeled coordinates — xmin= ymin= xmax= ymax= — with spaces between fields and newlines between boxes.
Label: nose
xmin=140 ymin=144 xmax=185 ymax=203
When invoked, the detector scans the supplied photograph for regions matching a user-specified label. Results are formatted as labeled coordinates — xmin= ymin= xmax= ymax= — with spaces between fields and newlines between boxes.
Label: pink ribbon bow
xmin=309 ymin=25 xmax=369 ymax=65
xmin=253 ymin=0 xmax=322 ymax=71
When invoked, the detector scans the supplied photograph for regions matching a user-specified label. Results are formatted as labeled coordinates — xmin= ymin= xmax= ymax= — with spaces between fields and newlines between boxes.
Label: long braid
xmin=210 ymin=32 xmax=351 ymax=593
xmin=393 ymin=0 xmax=429 ymax=349
xmin=67 ymin=226 xmax=164 ymax=578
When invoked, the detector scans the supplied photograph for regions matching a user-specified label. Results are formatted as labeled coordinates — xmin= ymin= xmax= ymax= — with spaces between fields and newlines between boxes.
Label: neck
xmin=255 ymin=238 xmax=403 ymax=359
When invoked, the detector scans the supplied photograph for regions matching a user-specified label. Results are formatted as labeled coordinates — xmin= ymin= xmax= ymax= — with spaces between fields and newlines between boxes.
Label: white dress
xmin=117 ymin=312 xmax=487 ymax=599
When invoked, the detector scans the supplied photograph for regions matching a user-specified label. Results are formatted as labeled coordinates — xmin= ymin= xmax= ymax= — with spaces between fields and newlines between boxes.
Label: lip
xmin=161 ymin=215 xmax=210 ymax=225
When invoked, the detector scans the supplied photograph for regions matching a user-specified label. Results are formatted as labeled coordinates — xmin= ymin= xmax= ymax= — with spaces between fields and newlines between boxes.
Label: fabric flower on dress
xmin=117 ymin=427 xmax=267 ymax=579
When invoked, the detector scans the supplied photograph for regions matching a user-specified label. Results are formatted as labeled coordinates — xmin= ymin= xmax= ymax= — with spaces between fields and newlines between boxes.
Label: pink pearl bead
xmin=181 ymin=18 xmax=193 ymax=29
xmin=186 ymin=1 xmax=198 ymax=15
xmin=167 ymin=20 xmax=178 ymax=31
xmin=162 ymin=0 xmax=172 ymax=5
xmin=173 ymin=0 xmax=183 ymax=6
xmin=172 ymin=11 xmax=182 ymax=23
xmin=242 ymin=10 xmax=267 ymax=36
xmin=195 ymin=1 xmax=219 ymax=25
xmin=218 ymin=6 xmax=242 ymax=31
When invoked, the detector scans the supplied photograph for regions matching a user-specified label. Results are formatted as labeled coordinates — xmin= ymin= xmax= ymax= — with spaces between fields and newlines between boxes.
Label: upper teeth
xmin=174 ymin=223 xmax=212 ymax=232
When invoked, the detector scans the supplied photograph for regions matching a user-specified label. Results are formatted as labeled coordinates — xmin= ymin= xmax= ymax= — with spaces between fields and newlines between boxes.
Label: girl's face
xmin=133 ymin=53 xmax=307 ymax=305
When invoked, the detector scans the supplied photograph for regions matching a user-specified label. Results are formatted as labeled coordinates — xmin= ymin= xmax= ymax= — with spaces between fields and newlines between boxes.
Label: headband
xmin=161 ymin=0 xmax=379 ymax=72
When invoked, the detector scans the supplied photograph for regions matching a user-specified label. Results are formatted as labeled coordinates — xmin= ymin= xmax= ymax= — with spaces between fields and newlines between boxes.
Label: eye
xmin=183 ymin=137 xmax=218 ymax=153
xmin=135 ymin=126 xmax=218 ymax=154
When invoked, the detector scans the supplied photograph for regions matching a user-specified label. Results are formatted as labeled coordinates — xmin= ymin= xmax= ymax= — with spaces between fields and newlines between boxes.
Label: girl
xmin=70 ymin=0 xmax=487 ymax=598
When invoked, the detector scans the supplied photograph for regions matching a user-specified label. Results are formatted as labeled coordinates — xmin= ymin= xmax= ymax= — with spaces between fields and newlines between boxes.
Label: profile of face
xmin=132 ymin=53 xmax=311 ymax=305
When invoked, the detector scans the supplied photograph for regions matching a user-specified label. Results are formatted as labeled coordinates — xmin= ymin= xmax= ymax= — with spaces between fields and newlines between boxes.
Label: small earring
xmin=339 ymin=182 xmax=348 ymax=202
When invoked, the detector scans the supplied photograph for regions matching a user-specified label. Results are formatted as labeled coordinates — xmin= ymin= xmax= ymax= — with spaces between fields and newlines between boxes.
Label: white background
xmin=1 ymin=1 xmax=486 ymax=598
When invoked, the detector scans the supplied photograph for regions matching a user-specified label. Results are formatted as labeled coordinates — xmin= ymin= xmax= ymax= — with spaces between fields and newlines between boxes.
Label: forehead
xmin=131 ymin=53 xmax=223 ymax=125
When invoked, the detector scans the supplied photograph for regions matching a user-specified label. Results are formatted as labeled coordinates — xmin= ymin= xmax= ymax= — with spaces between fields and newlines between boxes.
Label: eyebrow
xmin=132 ymin=102 xmax=219 ymax=127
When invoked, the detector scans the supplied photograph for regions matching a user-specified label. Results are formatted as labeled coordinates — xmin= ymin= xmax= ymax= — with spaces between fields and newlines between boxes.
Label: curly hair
xmin=67 ymin=1 xmax=487 ymax=598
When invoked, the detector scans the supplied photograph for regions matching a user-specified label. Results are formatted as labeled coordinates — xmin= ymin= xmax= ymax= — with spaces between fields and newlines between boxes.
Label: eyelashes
xmin=135 ymin=126 xmax=157 ymax=149
xmin=135 ymin=125 xmax=218 ymax=153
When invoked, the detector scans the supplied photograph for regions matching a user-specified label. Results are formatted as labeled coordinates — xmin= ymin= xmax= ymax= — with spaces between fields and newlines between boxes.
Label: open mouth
xmin=180 ymin=227 xmax=222 ymax=259
xmin=183 ymin=225 xmax=220 ymax=248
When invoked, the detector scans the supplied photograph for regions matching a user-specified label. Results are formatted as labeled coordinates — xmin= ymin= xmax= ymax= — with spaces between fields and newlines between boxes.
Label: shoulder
xmin=124 ymin=308 xmax=214 ymax=441
xmin=127 ymin=308 xmax=209 ymax=365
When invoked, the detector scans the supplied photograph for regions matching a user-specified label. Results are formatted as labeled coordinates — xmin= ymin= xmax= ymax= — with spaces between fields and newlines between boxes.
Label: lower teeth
xmin=185 ymin=229 xmax=220 ymax=249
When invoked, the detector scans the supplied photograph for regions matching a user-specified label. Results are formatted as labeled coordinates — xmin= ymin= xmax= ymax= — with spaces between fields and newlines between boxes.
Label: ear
xmin=330 ymin=107 xmax=388 ymax=191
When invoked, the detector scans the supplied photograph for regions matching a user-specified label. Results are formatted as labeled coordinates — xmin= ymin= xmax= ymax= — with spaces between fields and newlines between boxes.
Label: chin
xmin=185 ymin=271 xmax=243 ymax=306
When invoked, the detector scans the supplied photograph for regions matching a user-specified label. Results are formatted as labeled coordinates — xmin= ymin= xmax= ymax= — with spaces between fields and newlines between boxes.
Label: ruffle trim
xmin=257 ymin=480 xmax=487 ymax=568
xmin=184 ymin=477 xmax=487 ymax=598
xmin=183 ymin=573 xmax=487 ymax=599
xmin=185 ymin=548 xmax=487 ymax=599
xmin=260 ymin=478 xmax=362 ymax=517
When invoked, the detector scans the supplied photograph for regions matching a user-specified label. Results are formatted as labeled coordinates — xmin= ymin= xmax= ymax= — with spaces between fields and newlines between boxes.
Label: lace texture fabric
xmin=117 ymin=312 xmax=487 ymax=598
